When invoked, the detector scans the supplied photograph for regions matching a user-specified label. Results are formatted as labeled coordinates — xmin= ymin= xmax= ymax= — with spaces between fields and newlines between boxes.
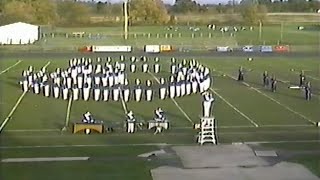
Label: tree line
xmin=0 ymin=0 xmax=319 ymax=26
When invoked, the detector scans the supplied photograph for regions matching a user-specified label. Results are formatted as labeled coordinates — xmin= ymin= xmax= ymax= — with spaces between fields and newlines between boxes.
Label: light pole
xmin=123 ymin=0 xmax=129 ymax=40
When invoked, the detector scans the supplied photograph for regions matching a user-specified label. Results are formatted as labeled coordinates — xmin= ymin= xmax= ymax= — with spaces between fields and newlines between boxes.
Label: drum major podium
xmin=197 ymin=117 xmax=217 ymax=145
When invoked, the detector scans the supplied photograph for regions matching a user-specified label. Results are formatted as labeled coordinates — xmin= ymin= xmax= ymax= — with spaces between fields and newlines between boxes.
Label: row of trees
xmin=0 ymin=0 xmax=319 ymax=26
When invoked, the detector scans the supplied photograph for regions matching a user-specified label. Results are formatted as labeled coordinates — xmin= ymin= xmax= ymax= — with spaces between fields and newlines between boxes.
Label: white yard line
xmin=1 ymin=157 xmax=89 ymax=163
xmin=3 ymin=123 xmax=315 ymax=133
xmin=0 ymin=91 xmax=28 ymax=132
xmin=148 ymin=71 xmax=194 ymax=124
xmin=118 ymin=87 xmax=128 ymax=114
xmin=219 ymin=71 xmax=316 ymax=125
xmin=0 ymin=60 xmax=22 ymax=75
xmin=63 ymin=96 xmax=73 ymax=128
xmin=0 ymin=61 xmax=51 ymax=133
xmin=210 ymin=88 xmax=259 ymax=127
xmin=1 ymin=140 xmax=319 ymax=149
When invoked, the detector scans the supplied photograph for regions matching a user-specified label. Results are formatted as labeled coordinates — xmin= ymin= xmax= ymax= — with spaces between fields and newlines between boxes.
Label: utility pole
xmin=280 ymin=22 xmax=283 ymax=43
xmin=259 ymin=20 xmax=262 ymax=42
xmin=123 ymin=0 xmax=129 ymax=40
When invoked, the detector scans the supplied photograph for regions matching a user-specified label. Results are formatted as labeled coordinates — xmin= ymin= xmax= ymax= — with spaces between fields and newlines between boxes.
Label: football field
xmin=0 ymin=54 xmax=319 ymax=179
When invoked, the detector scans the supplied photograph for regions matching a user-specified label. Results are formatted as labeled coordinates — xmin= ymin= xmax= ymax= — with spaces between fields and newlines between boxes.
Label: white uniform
xmin=20 ymin=78 xmax=29 ymax=92
xmin=180 ymin=81 xmax=186 ymax=96
xmin=203 ymin=93 xmax=215 ymax=117
xmin=186 ymin=81 xmax=192 ymax=95
xmin=43 ymin=83 xmax=50 ymax=97
xmin=142 ymin=63 xmax=148 ymax=73
xmin=94 ymin=87 xmax=101 ymax=101
xmin=176 ymin=81 xmax=181 ymax=97
xmin=53 ymin=84 xmax=60 ymax=99
xmin=94 ymin=75 xmax=101 ymax=86
xmin=72 ymin=86 xmax=79 ymax=100
xmin=123 ymin=86 xmax=130 ymax=102
xmin=113 ymin=87 xmax=120 ymax=101
xmin=103 ymin=87 xmax=109 ymax=101
xmin=66 ymin=77 xmax=72 ymax=89
xmin=171 ymin=64 xmax=176 ymax=74
xmin=192 ymin=80 xmax=198 ymax=94
xmin=154 ymin=63 xmax=160 ymax=73
xmin=102 ymin=75 xmax=108 ymax=87
xmin=33 ymin=82 xmax=40 ymax=94
xmin=169 ymin=82 xmax=175 ymax=98
xmin=120 ymin=62 xmax=126 ymax=72
xmin=127 ymin=111 xmax=135 ymax=133
xmin=130 ymin=63 xmax=136 ymax=73
xmin=134 ymin=86 xmax=142 ymax=102
xmin=77 ymin=75 xmax=84 ymax=89
xmin=83 ymin=85 xmax=90 ymax=101
xmin=62 ymin=86 xmax=69 ymax=100
xmin=86 ymin=76 xmax=92 ymax=88
xmin=146 ymin=87 xmax=153 ymax=102
xmin=160 ymin=85 xmax=167 ymax=100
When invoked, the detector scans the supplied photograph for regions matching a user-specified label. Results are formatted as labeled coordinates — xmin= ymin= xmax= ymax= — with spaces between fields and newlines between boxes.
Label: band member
xmin=238 ymin=66 xmax=244 ymax=81
xmin=66 ymin=76 xmax=72 ymax=89
xmin=93 ymin=85 xmax=101 ymax=101
xmin=186 ymin=77 xmax=192 ymax=95
xmin=120 ymin=59 xmax=126 ymax=72
xmin=299 ymin=70 xmax=306 ymax=87
xmin=134 ymin=79 xmax=142 ymax=102
xmin=154 ymin=108 xmax=166 ymax=134
xmin=108 ymin=73 xmax=115 ymax=87
xmin=142 ymin=61 xmax=149 ymax=73
xmin=83 ymin=83 xmax=90 ymax=101
xmin=42 ymin=81 xmax=50 ymax=97
xmin=62 ymin=85 xmax=69 ymax=100
xmin=86 ymin=74 xmax=92 ymax=88
xmin=102 ymin=73 xmax=108 ymax=87
xmin=53 ymin=83 xmax=60 ymax=99
xmin=33 ymin=80 xmax=40 ymax=94
xmin=191 ymin=79 xmax=198 ymax=94
xmin=154 ymin=57 xmax=160 ymax=73
xmin=202 ymin=92 xmax=214 ymax=117
xmin=94 ymin=73 xmax=101 ymax=86
xmin=103 ymin=86 xmax=109 ymax=101
xmin=113 ymin=85 xmax=120 ymax=101
xmin=271 ymin=76 xmax=277 ymax=92
xmin=123 ymin=80 xmax=130 ymax=102
xmin=126 ymin=111 xmax=136 ymax=133
xmin=83 ymin=111 xmax=94 ymax=134
xmin=146 ymin=80 xmax=153 ymax=101
xmin=159 ymin=78 xmax=167 ymax=100
xmin=169 ymin=76 xmax=176 ymax=98
xmin=130 ymin=57 xmax=136 ymax=73
xmin=77 ymin=73 xmax=84 ymax=89
xmin=170 ymin=58 xmax=176 ymax=74
xmin=176 ymin=80 xmax=181 ymax=97
xmin=180 ymin=80 xmax=186 ymax=97
xmin=20 ymin=77 xmax=29 ymax=92
xmin=263 ymin=71 xmax=269 ymax=87
xmin=155 ymin=107 xmax=166 ymax=121
xmin=72 ymin=85 xmax=79 ymax=101
xmin=305 ymin=82 xmax=311 ymax=100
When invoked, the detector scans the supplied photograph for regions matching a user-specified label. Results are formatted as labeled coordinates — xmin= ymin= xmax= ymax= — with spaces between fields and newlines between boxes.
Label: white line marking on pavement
xmin=0 ymin=60 xmax=22 ymax=75
xmin=210 ymin=88 xmax=259 ymax=127
xmin=220 ymin=71 xmax=316 ymax=125
xmin=148 ymin=71 xmax=194 ymax=124
xmin=0 ymin=61 xmax=51 ymax=133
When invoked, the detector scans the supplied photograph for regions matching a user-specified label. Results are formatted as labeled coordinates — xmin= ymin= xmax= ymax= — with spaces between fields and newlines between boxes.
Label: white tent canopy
xmin=0 ymin=22 xmax=39 ymax=45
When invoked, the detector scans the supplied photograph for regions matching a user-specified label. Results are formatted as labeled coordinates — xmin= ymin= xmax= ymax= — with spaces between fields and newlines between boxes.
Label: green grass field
xmin=0 ymin=55 xmax=319 ymax=179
